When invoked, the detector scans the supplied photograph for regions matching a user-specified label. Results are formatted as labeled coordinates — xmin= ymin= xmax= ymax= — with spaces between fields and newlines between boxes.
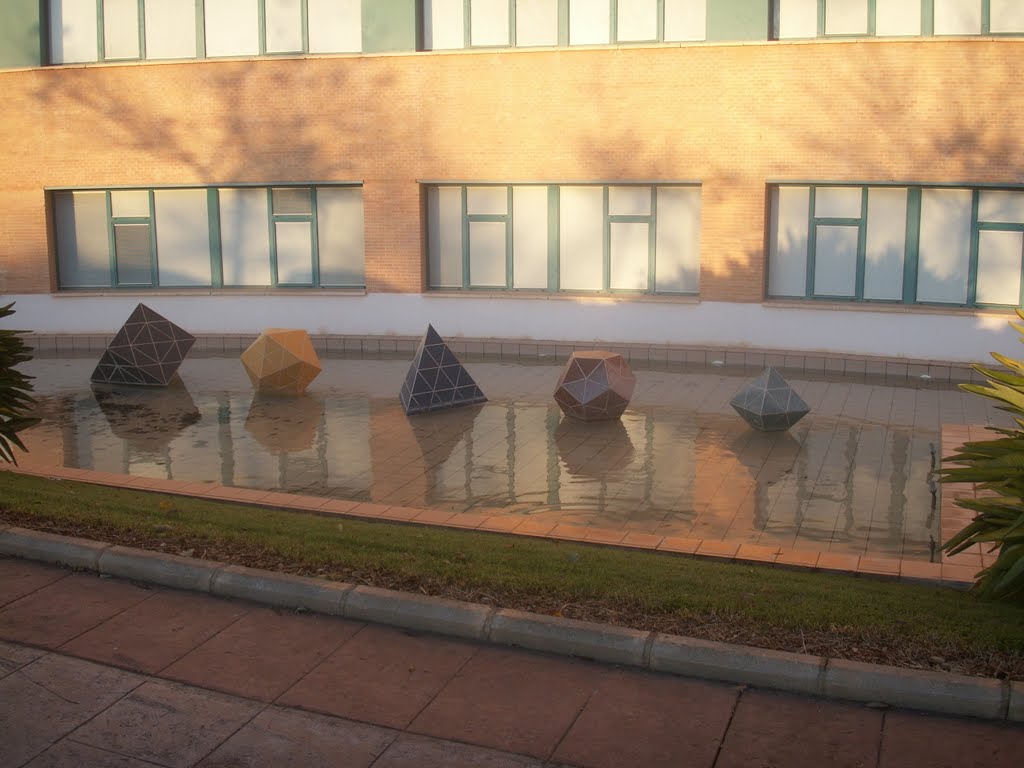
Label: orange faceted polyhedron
xmin=240 ymin=329 xmax=322 ymax=396
xmin=554 ymin=351 xmax=636 ymax=422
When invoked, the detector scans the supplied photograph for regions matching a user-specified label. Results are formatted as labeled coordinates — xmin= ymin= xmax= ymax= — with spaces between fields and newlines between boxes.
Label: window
xmin=53 ymin=185 xmax=365 ymax=290
xmin=768 ymin=184 xmax=1024 ymax=307
xmin=48 ymin=0 xmax=361 ymax=64
xmin=427 ymin=184 xmax=701 ymax=294
xmin=423 ymin=0 xmax=704 ymax=50
xmin=774 ymin=0 xmax=1022 ymax=38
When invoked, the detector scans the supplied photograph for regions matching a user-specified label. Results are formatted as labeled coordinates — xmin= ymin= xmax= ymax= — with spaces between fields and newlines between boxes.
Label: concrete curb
xmin=1 ymin=527 xmax=1018 ymax=723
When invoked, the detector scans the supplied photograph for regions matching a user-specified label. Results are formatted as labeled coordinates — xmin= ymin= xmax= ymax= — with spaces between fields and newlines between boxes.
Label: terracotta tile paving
xmin=657 ymin=536 xmax=704 ymax=555
xmin=409 ymin=646 xmax=600 ymax=759
xmin=552 ymin=668 xmax=739 ymax=768
xmin=716 ymin=689 xmax=883 ymax=768
xmin=60 ymin=590 xmax=250 ymax=674
xmin=161 ymin=608 xmax=361 ymax=702
xmin=279 ymin=624 xmax=477 ymax=729
xmin=0 ymin=573 xmax=153 ymax=649
xmin=880 ymin=710 xmax=1024 ymax=768
xmin=0 ymin=558 xmax=69 ymax=608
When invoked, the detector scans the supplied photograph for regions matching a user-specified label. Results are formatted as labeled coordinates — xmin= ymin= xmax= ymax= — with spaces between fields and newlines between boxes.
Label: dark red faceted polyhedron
xmin=553 ymin=351 xmax=636 ymax=422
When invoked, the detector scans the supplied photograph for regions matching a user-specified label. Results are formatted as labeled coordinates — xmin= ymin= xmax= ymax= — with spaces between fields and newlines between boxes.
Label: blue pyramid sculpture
xmin=399 ymin=325 xmax=486 ymax=415
xmin=730 ymin=367 xmax=809 ymax=432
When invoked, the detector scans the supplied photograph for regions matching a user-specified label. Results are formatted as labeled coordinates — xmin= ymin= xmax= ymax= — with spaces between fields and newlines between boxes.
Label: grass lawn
xmin=1 ymin=470 xmax=1022 ymax=679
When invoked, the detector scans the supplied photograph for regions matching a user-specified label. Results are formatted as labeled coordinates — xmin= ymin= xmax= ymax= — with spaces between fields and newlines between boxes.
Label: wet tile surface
xmin=16 ymin=355 xmax=1016 ymax=561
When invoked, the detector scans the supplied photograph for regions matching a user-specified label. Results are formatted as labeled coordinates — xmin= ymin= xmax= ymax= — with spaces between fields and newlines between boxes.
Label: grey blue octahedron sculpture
xmin=90 ymin=304 xmax=196 ymax=386
xmin=399 ymin=325 xmax=487 ymax=415
xmin=730 ymin=367 xmax=810 ymax=432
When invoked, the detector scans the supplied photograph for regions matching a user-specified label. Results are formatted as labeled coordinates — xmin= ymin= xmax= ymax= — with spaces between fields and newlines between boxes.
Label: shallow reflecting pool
xmin=17 ymin=352 xmax=1010 ymax=561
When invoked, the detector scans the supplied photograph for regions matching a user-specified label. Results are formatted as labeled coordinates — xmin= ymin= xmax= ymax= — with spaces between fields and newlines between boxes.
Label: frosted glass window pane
xmin=317 ymin=187 xmax=365 ymax=286
xmin=991 ymin=0 xmax=1024 ymax=32
xmin=569 ymin=0 xmax=610 ymax=44
xmin=276 ymin=222 xmax=313 ymax=284
xmin=309 ymin=0 xmax=361 ymax=52
xmin=777 ymin=0 xmax=818 ymax=38
xmin=469 ymin=222 xmax=507 ymax=287
xmin=515 ymin=0 xmax=558 ymax=46
xmin=266 ymin=0 xmax=303 ymax=53
xmin=825 ymin=0 xmax=868 ymax=34
xmin=768 ymin=186 xmax=809 ymax=296
xmin=512 ymin=186 xmax=548 ymax=289
xmin=220 ymin=188 xmax=272 ymax=286
xmin=144 ymin=0 xmax=197 ymax=59
xmin=55 ymin=192 xmax=110 ymax=288
xmin=114 ymin=224 xmax=153 ymax=285
xmin=111 ymin=190 xmax=150 ymax=218
xmin=617 ymin=0 xmax=657 ymax=41
xmin=917 ymin=189 xmax=972 ymax=304
xmin=155 ymin=189 xmax=212 ymax=286
xmin=50 ymin=0 xmax=98 ymax=63
xmin=864 ymin=187 xmax=906 ymax=301
xmin=875 ymin=0 xmax=921 ymax=36
xmin=813 ymin=226 xmax=857 ymax=296
xmin=610 ymin=223 xmax=649 ymax=290
xmin=977 ymin=231 xmax=1023 ymax=305
xmin=205 ymin=0 xmax=259 ymax=56
xmin=425 ymin=0 xmax=465 ymax=49
xmin=559 ymin=186 xmax=604 ymax=290
xmin=428 ymin=187 xmax=463 ymax=287
xmin=979 ymin=191 xmax=1024 ymax=224
xmin=104 ymin=0 xmax=140 ymax=59
xmin=655 ymin=186 xmax=700 ymax=293
xmin=609 ymin=186 xmax=651 ymax=216
xmin=467 ymin=187 xmax=508 ymax=215
xmin=471 ymin=0 xmax=510 ymax=46
xmin=934 ymin=0 xmax=981 ymax=34
xmin=272 ymin=187 xmax=312 ymax=215
xmin=815 ymin=187 xmax=861 ymax=219
xmin=664 ymin=0 xmax=706 ymax=41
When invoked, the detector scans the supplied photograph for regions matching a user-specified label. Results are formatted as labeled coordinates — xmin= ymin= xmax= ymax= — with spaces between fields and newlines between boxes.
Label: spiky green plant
xmin=939 ymin=308 xmax=1024 ymax=600
xmin=0 ymin=303 xmax=39 ymax=464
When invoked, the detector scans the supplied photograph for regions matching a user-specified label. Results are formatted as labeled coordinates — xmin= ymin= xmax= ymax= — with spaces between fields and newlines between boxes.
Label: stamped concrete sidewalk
xmin=2 ymin=557 xmax=1023 ymax=768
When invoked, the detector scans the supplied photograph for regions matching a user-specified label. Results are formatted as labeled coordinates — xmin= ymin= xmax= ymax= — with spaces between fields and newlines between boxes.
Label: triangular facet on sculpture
xmin=90 ymin=304 xmax=196 ymax=386
xmin=400 ymin=325 xmax=487 ymax=415
xmin=730 ymin=367 xmax=810 ymax=432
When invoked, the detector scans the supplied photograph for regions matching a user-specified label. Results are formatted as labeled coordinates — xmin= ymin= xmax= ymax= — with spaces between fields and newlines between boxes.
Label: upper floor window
xmin=423 ymin=0 xmax=705 ymax=51
xmin=774 ymin=0 xmax=1024 ymax=39
xmin=768 ymin=184 xmax=1024 ymax=308
xmin=426 ymin=183 xmax=701 ymax=295
xmin=53 ymin=184 xmax=365 ymax=290
xmin=48 ymin=0 xmax=361 ymax=65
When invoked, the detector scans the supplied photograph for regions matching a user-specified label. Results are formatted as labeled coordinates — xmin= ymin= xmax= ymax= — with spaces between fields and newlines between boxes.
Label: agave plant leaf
xmin=991 ymin=546 xmax=1024 ymax=598
xmin=0 ymin=302 xmax=38 ymax=465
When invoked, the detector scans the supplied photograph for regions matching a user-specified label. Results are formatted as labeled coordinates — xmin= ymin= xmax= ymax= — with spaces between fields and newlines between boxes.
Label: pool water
xmin=16 ymin=352 xmax=1009 ymax=561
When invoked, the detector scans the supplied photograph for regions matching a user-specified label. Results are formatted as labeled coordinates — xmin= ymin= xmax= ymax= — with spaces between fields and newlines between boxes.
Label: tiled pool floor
xmin=7 ymin=353 xmax=1012 ymax=576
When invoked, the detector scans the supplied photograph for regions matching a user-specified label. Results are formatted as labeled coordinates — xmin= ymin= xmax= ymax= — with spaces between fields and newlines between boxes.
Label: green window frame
xmin=47 ymin=0 xmax=362 ymax=65
xmin=773 ymin=0 xmax=1023 ymax=40
xmin=53 ymin=183 xmax=365 ymax=291
xmin=426 ymin=182 xmax=701 ymax=295
xmin=768 ymin=183 xmax=1024 ymax=308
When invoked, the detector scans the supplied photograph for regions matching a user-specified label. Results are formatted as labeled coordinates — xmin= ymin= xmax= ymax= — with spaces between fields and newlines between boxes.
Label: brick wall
xmin=2 ymin=38 xmax=1022 ymax=300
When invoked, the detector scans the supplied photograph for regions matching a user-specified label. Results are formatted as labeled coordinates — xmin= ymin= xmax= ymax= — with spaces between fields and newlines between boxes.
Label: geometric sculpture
xmin=729 ymin=367 xmax=810 ymax=432
xmin=553 ymin=351 xmax=636 ymax=422
xmin=90 ymin=303 xmax=195 ymax=386
xmin=399 ymin=324 xmax=486 ymax=415
xmin=240 ymin=329 xmax=322 ymax=396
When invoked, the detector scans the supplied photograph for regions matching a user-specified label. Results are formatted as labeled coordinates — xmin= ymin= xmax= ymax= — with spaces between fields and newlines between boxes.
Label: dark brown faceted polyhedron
xmin=90 ymin=304 xmax=196 ymax=386
xmin=554 ymin=351 xmax=636 ymax=422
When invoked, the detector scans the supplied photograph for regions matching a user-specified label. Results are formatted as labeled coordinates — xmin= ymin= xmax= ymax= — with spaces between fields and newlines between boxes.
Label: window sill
xmin=54 ymin=288 xmax=367 ymax=297
xmin=763 ymin=299 xmax=1018 ymax=318
xmin=424 ymin=290 xmax=700 ymax=304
